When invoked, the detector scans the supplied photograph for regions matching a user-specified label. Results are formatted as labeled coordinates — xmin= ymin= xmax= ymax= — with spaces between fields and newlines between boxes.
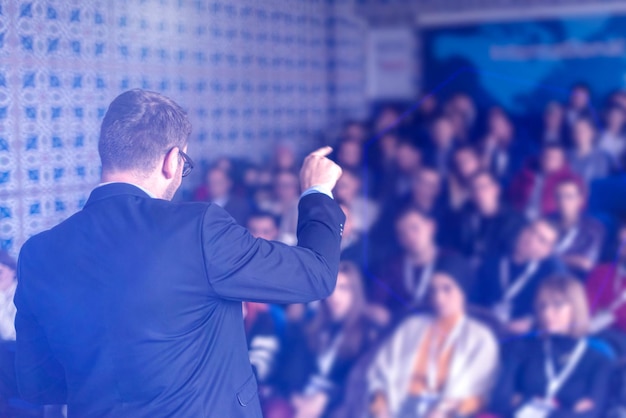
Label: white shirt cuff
xmin=300 ymin=185 xmax=334 ymax=200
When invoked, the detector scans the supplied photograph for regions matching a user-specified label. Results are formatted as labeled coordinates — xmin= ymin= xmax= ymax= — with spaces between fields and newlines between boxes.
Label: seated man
xmin=371 ymin=207 xmax=471 ymax=321
xmin=475 ymin=218 xmax=564 ymax=335
xmin=550 ymin=177 xmax=605 ymax=278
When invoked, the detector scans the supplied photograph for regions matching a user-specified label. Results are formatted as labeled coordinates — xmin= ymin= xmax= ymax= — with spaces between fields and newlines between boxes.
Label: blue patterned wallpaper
xmin=0 ymin=0 xmax=368 ymax=257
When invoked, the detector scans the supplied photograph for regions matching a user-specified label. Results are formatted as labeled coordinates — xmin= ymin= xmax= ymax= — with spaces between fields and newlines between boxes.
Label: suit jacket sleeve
xmin=14 ymin=249 xmax=68 ymax=404
xmin=202 ymin=193 xmax=346 ymax=303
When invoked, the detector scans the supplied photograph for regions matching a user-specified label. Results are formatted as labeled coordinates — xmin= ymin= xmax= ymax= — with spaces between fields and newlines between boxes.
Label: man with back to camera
xmin=14 ymin=89 xmax=345 ymax=418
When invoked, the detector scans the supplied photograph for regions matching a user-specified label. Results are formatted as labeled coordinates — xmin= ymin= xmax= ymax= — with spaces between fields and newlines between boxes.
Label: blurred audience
xmin=186 ymin=83 xmax=625 ymax=418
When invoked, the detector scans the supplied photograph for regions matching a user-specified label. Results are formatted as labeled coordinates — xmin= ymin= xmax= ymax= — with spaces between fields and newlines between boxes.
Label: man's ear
xmin=162 ymin=147 xmax=179 ymax=180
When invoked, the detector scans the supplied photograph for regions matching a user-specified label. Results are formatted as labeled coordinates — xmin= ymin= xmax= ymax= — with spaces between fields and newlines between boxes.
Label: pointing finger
xmin=309 ymin=146 xmax=333 ymax=158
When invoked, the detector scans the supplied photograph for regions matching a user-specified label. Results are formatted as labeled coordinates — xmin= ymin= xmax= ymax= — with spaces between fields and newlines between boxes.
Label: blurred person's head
xmin=572 ymin=117 xmax=596 ymax=151
xmin=450 ymin=93 xmax=477 ymax=126
xmin=273 ymin=142 xmax=297 ymax=172
xmin=536 ymin=275 xmax=589 ymax=337
xmin=470 ymin=170 xmax=501 ymax=215
xmin=452 ymin=145 xmax=481 ymax=181
xmin=446 ymin=110 xmax=468 ymax=142
xmin=419 ymin=95 xmax=438 ymax=118
xmin=0 ymin=251 xmax=16 ymax=292
xmin=334 ymin=169 xmax=362 ymax=205
xmin=206 ymin=167 xmax=233 ymax=200
xmin=569 ymin=83 xmax=591 ymax=111
xmin=214 ymin=156 xmax=232 ymax=173
xmin=274 ymin=171 xmax=300 ymax=204
xmin=379 ymin=132 xmax=399 ymax=163
xmin=487 ymin=106 xmax=513 ymax=142
xmin=396 ymin=140 xmax=421 ymax=174
xmin=514 ymin=218 xmax=559 ymax=262
xmin=325 ymin=261 xmax=366 ymax=322
xmin=343 ymin=120 xmax=368 ymax=142
xmin=605 ymin=104 xmax=625 ymax=134
xmin=247 ymin=212 xmax=280 ymax=241
xmin=243 ymin=165 xmax=260 ymax=189
xmin=540 ymin=144 xmax=566 ymax=174
xmin=430 ymin=115 xmax=455 ymax=149
xmin=410 ymin=167 xmax=441 ymax=211
xmin=429 ymin=260 xmax=470 ymax=319
xmin=99 ymin=89 xmax=192 ymax=200
xmin=555 ymin=178 xmax=586 ymax=223
xmin=612 ymin=90 xmax=626 ymax=111
xmin=395 ymin=208 xmax=436 ymax=256
xmin=336 ymin=139 xmax=363 ymax=169
xmin=375 ymin=106 xmax=401 ymax=133
xmin=544 ymin=101 xmax=564 ymax=131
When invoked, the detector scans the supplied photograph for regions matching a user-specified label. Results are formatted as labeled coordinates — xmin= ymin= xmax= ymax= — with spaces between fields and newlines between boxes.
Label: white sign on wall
xmin=366 ymin=27 xmax=417 ymax=100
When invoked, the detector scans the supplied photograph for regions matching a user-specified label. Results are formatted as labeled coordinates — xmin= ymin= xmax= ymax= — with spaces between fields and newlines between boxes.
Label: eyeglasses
xmin=179 ymin=149 xmax=194 ymax=177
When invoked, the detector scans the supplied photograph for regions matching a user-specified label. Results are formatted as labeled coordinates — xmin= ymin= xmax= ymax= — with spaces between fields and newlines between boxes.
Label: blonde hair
xmin=535 ymin=275 xmax=590 ymax=337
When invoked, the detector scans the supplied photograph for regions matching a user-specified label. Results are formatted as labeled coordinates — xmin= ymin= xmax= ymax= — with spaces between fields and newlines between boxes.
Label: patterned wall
xmin=0 ymin=0 xmax=368 ymax=258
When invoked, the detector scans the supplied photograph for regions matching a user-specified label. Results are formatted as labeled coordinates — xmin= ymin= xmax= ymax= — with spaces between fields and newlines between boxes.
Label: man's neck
xmin=479 ymin=201 xmax=499 ymax=217
xmin=560 ymin=213 xmax=580 ymax=229
xmin=408 ymin=244 xmax=437 ymax=265
xmin=100 ymin=172 xmax=159 ymax=198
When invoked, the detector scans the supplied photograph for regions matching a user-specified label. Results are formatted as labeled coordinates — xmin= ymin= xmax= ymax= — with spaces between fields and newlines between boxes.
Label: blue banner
xmin=421 ymin=14 xmax=626 ymax=113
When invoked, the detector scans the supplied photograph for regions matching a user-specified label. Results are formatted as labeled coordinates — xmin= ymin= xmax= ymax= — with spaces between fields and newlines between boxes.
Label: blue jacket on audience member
xmin=14 ymin=183 xmax=345 ymax=418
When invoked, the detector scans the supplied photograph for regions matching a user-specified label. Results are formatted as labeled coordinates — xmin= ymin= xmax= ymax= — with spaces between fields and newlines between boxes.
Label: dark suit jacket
xmin=15 ymin=183 xmax=345 ymax=418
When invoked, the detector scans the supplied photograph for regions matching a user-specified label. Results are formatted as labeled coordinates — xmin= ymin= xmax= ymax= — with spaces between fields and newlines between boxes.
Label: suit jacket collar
xmin=85 ymin=182 xmax=153 ymax=207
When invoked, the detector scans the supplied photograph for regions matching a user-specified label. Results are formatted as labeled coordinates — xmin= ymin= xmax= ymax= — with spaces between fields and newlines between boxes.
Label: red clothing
xmin=508 ymin=166 xmax=583 ymax=216
xmin=586 ymin=264 xmax=626 ymax=332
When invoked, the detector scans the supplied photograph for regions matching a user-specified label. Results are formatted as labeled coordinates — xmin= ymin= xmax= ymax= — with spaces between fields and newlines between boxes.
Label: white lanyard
xmin=554 ymin=227 xmax=579 ymax=255
xmin=425 ymin=317 xmax=466 ymax=392
xmin=500 ymin=258 xmax=539 ymax=302
xmin=543 ymin=338 xmax=587 ymax=400
xmin=404 ymin=257 xmax=435 ymax=303
xmin=317 ymin=331 xmax=343 ymax=377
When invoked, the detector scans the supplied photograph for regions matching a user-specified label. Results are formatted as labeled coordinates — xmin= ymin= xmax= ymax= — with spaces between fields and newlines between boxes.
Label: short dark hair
xmin=99 ymin=89 xmax=192 ymax=173
xmin=395 ymin=205 xmax=433 ymax=225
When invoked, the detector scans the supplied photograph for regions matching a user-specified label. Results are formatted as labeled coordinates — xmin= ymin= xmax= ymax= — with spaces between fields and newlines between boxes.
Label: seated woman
xmin=490 ymin=275 xmax=614 ymax=418
xmin=273 ymin=261 xmax=386 ymax=418
xmin=368 ymin=258 xmax=499 ymax=418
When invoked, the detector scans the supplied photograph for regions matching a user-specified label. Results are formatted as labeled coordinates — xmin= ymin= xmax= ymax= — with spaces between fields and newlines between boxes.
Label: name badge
xmin=493 ymin=301 xmax=512 ymax=323
xmin=515 ymin=399 xmax=554 ymax=418
xmin=415 ymin=393 xmax=440 ymax=417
